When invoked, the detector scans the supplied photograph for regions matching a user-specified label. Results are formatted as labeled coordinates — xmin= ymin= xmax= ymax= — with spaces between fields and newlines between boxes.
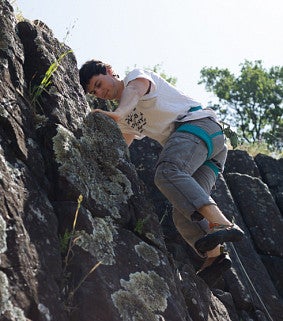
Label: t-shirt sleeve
xmin=123 ymin=68 xmax=156 ymax=91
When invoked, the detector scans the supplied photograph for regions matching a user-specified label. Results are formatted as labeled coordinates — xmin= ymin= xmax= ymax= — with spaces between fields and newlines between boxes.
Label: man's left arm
xmin=122 ymin=133 xmax=136 ymax=146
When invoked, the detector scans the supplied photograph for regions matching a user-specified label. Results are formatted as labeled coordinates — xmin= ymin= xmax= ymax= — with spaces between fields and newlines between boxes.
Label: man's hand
xmin=92 ymin=109 xmax=121 ymax=122
xmin=92 ymin=109 xmax=135 ymax=146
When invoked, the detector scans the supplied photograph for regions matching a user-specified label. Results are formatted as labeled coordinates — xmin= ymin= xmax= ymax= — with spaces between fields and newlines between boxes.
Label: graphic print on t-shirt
xmin=125 ymin=107 xmax=147 ymax=133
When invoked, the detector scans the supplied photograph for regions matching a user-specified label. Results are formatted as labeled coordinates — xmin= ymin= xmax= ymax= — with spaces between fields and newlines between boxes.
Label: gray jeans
xmin=154 ymin=117 xmax=228 ymax=256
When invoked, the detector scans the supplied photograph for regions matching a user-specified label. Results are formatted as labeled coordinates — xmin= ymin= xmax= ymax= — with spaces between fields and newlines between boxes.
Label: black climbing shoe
xmin=195 ymin=223 xmax=244 ymax=254
xmin=196 ymin=253 xmax=232 ymax=288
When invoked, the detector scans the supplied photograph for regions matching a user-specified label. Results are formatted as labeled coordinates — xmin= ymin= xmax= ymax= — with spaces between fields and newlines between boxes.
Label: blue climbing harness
xmin=175 ymin=106 xmax=223 ymax=176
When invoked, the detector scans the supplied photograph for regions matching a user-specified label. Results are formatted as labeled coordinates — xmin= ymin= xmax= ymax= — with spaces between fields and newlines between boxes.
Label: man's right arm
xmin=92 ymin=77 xmax=150 ymax=123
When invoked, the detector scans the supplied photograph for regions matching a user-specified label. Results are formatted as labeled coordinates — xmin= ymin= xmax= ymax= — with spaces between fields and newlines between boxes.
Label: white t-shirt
xmin=118 ymin=68 xmax=218 ymax=146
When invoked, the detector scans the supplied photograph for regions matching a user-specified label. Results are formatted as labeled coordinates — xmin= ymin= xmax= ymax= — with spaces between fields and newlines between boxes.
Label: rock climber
xmin=79 ymin=59 xmax=244 ymax=287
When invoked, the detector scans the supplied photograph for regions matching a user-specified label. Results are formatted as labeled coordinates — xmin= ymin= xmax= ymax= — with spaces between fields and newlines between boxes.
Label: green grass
xmin=60 ymin=195 xmax=102 ymax=313
xmin=235 ymin=142 xmax=283 ymax=159
xmin=29 ymin=50 xmax=72 ymax=107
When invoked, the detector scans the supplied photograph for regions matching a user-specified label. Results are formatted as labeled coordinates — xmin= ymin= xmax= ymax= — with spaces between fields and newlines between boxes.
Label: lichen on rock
xmin=38 ymin=303 xmax=52 ymax=321
xmin=53 ymin=120 xmax=133 ymax=218
xmin=0 ymin=215 xmax=7 ymax=254
xmin=0 ymin=101 xmax=9 ymax=118
xmin=135 ymin=242 xmax=160 ymax=267
xmin=111 ymin=271 xmax=170 ymax=321
xmin=0 ymin=271 xmax=26 ymax=321
xmin=75 ymin=216 xmax=117 ymax=265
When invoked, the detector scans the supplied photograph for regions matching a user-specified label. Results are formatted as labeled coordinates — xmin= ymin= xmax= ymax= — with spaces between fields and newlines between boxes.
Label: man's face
xmin=87 ymin=72 xmax=119 ymax=100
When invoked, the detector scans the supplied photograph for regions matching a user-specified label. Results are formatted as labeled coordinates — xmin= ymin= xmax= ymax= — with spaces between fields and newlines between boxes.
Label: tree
xmin=199 ymin=60 xmax=283 ymax=150
xmin=150 ymin=64 xmax=177 ymax=86
xmin=126 ymin=64 xmax=177 ymax=86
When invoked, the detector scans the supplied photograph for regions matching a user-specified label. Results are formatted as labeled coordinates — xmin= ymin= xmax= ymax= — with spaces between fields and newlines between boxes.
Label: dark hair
xmin=79 ymin=59 xmax=111 ymax=93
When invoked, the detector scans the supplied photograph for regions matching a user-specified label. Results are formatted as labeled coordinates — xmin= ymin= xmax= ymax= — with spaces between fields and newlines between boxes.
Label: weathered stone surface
xmin=225 ymin=173 xmax=283 ymax=257
xmin=130 ymin=142 xmax=283 ymax=320
xmin=255 ymin=153 xmax=283 ymax=213
xmin=224 ymin=150 xmax=261 ymax=178
xmin=260 ymin=255 xmax=283 ymax=297
xmin=0 ymin=2 xmax=67 ymax=320
xmin=1 ymin=1 xmax=283 ymax=320
xmin=130 ymin=138 xmax=176 ymax=241
xmin=210 ymin=175 xmax=283 ymax=321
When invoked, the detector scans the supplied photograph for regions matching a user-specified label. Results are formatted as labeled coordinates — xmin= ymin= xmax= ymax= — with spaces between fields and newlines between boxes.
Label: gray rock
xmin=0 ymin=1 xmax=282 ymax=320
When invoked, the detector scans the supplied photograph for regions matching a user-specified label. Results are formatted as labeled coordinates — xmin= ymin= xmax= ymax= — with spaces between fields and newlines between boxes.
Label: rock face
xmin=0 ymin=1 xmax=282 ymax=320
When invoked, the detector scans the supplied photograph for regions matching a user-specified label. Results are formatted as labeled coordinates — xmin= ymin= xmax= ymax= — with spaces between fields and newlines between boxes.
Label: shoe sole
xmin=197 ymin=256 xmax=232 ymax=287
xmin=195 ymin=228 xmax=244 ymax=253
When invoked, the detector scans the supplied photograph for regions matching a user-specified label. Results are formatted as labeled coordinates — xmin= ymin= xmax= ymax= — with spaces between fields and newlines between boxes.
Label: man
xmin=79 ymin=59 xmax=244 ymax=286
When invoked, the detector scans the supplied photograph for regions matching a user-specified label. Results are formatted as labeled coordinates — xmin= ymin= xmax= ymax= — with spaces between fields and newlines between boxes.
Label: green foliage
xmin=126 ymin=64 xmax=177 ymax=86
xmin=11 ymin=0 xmax=24 ymax=21
xmin=149 ymin=64 xmax=177 ymax=86
xmin=29 ymin=50 xmax=72 ymax=107
xmin=199 ymin=60 xmax=283 ymax=151
xmin=222 ymin=122 xmax=239 ymax=149
xmin=134 ymin=215 xmax=150 ymax=235
xmin=238 ymin=142 xmax=283 ymax=159
xmin=60 ymin=195 xmax=102 ymax=314
xmin=63 ymin=194 xmax=83 ymax=269
xmin=59 ymin=229 xmax=72 ymax=254
xmin=134 ymin=219 xmax=145 ymax=235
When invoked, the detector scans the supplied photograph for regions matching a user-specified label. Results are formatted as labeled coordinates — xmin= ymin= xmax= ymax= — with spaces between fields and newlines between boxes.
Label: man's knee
xmin=154 ymin=161 xmax=177 ymax=189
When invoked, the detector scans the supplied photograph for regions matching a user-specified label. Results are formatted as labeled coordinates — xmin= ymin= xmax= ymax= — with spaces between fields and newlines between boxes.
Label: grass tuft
xmin=29 ymin=50 xmax=72 ymax=107
xmin=60 ymin=195 xmax=102 ymax=314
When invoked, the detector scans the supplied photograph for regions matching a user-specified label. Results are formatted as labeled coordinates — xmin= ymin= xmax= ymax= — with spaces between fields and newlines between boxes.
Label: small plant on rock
xmin=60 ymin=195 xmax=102 ymax=314
xmin=29 ymin=50 xmax=72 ymax=107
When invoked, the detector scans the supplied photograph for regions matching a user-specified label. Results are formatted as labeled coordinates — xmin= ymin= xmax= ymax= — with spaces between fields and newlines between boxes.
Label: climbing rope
xmin=230 ymin=243 xmax=274 ymax=321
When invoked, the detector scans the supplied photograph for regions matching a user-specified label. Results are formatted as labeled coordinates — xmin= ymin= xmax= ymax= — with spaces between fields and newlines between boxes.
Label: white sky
xmin=14 ymin=0 xmax=283 ymax=105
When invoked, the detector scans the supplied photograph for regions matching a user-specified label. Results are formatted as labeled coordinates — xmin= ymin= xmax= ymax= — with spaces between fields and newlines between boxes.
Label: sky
xmin=13 ymin=0 xmax=283 ymax=105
